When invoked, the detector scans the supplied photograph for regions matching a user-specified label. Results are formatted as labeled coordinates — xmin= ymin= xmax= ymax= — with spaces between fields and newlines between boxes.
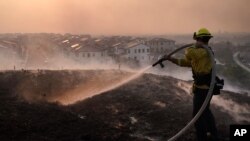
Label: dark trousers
xmin=193 ymin=87 xmax=219 ymax=141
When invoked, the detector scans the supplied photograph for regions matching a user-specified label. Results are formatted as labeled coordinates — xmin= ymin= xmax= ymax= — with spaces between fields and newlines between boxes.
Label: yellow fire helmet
xmin=193 ymin=28 xmax=213 ymax=39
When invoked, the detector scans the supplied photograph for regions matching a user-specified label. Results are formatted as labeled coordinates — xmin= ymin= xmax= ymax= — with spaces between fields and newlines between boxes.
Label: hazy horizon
xmin=1 ymin=0 xmax=250 ymax=35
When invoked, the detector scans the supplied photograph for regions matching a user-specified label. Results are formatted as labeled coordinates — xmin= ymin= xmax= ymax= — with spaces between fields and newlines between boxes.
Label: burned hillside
xmin=0 ymin=70 xmax=249 ymax=141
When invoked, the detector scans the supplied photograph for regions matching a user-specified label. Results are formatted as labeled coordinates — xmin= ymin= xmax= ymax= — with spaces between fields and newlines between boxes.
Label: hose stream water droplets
xmin=51 ymin=66 xmax=152 ymax=105
xmin=97 ymin=66 xmax=152 ymax=94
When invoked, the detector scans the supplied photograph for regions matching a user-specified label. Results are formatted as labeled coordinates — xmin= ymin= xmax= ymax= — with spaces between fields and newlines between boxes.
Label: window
xmin=142 ymin=49 xmax=145 ymax=53
xmin=127 ymin=50 xmax=130 ymax=54
xmin=161 ymin=42 xmax=164 ymax=45
xmin=82 ymin=53 xmax=85 ymax=57
xmin=135 ymin=49 xmax=137 ymax=53
xmin=147 ymin=49 xmax=150 ymax=53
xmin=134 ymin=56 xmax=137 ymax=60
xmin=87 ymin=53 xmax=90 ymax=57
xmin=138 ymin=49 xmax=141 ymax=53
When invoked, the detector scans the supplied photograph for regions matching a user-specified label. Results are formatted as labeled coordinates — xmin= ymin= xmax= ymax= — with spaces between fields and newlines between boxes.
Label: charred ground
xmin=0 ymin=70 xmax=249 ymax=141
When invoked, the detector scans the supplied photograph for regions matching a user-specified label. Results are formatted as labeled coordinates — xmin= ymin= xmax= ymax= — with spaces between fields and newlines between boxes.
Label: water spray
xmin=152 ymin=43 xmax=216 ymax=141
xmin=51 ymin=66 xmax=152 ymax=105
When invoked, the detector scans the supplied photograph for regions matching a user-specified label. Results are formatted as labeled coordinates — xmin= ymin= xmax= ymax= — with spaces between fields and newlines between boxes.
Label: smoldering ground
xmin=0 ymin=69 xmax=249 ymax=141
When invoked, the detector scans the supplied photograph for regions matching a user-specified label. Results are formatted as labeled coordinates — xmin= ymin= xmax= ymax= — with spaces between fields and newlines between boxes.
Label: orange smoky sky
xmin=0 ymin=0 xmax=250 ymax=35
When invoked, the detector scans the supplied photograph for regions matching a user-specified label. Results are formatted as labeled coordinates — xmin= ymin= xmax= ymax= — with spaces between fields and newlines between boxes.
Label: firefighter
xmin=164 ymin=28 xmax=219 ymax=141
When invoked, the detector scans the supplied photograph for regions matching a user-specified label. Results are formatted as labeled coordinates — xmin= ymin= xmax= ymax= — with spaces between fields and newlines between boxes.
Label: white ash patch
xmin=153 ymin=101 xmax=166 ymax=108
xmin=130 ymin=116 xmax=138 ymax=124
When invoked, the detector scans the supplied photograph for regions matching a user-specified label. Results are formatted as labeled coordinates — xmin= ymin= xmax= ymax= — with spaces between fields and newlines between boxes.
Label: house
xmin=112 ymin=42 xmax=126 ymax=55
xmin=144 ymin=38 xmax=175 ymax=60
xmin=56 ymin=35 xmax=176 ymax=65
xmin=123 ymin=42 xmax=151 ymax=63
xmin=122 ymin=38 xmax=176 ymax=64
xmin=71 ymin=46 xmax=109 ymax=63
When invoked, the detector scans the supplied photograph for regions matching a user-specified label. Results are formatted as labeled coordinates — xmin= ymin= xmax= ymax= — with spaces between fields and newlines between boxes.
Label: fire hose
xmin=152 ymin=44 xmax=216 ymax=141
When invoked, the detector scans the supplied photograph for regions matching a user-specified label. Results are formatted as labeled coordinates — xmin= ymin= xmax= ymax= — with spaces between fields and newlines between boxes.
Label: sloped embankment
xmin=0 ymin=70 xmax=249 ymax=141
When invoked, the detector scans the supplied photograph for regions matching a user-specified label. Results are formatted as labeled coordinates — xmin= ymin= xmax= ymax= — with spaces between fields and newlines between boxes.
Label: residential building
xmin=145 ymin=38 xmax=175 ymax=59
xmin=123 ymin=42 xmax=151 ymax=63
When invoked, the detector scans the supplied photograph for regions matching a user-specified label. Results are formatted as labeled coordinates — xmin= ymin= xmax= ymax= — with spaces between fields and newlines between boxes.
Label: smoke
xmin=1 ymin=0 xmax=250 ymax=34
xmin=223 ymin=83 xmax=250 ymax=96
xmin=148 ymin=62 xmax=250 ymax=96
xmin=19 ymin=37 xmax=107 ymax=70
xmin=148 ymin=63 xmax=193 ymax=81
xmin=0 ymin=36 xmax=156 ymax=104
xmin=212 ymin=96 xmax=250 ymax=122
xmin=220 ymin=77 xmax=250 ymax=96
xmin=0 ymin=36 xmax=135 ymax=71
xmin=175 ymin=81 xmax=250 ymax=122
xmin=0 ymin=42 xmax=23 ymax=70
xmin=15 ymin=76 xmax=46 ymax=102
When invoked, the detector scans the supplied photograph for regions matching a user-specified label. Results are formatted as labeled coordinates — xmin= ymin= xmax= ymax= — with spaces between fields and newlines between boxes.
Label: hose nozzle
xmin=152 ymin=59 xmax=165 ymax=68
